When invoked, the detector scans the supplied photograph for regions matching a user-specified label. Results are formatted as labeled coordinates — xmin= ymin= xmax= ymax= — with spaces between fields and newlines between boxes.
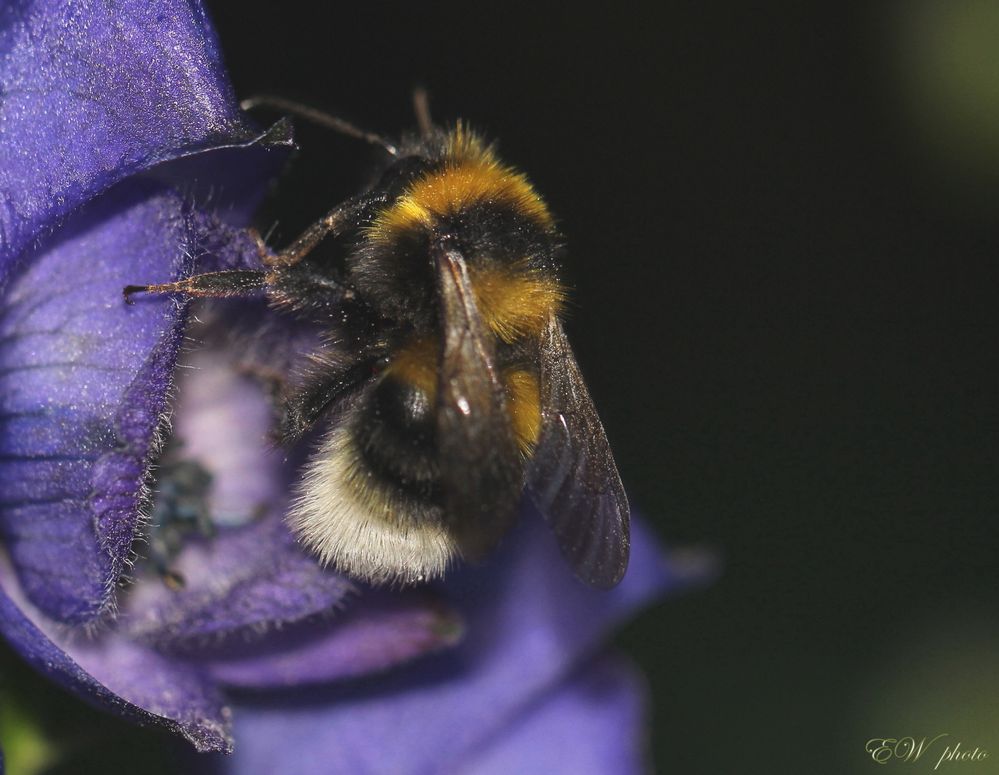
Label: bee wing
xmin=434 ymin=245 xmax=524 ymax=559
xmin=527 ymin=315 xmax=631 ymax=588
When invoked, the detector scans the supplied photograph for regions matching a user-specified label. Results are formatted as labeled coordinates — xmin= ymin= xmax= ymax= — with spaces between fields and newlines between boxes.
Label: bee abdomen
xmin=353 ymin=374 xmax=442 ymax=503
xmin=287 ymin=390 xmax=456 ymax=586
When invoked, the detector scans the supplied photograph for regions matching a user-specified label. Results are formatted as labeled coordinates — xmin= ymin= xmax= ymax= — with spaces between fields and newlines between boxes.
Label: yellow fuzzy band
xmin=366 ymin=124 xmax=553 ymax=242
xmin=385 ymin=341 xmax=542 ymax=456
xmin=386 ymin=338 xmax=438 ymax=398
xmin=504 ymin=368 xmax=542 ymax=455
xmin=470 ymin=265 xmax=565 ymax=343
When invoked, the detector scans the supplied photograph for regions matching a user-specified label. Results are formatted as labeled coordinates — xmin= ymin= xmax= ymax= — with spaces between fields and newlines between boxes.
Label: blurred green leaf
xmin=0 ymin=641 xmax=182 ymax=775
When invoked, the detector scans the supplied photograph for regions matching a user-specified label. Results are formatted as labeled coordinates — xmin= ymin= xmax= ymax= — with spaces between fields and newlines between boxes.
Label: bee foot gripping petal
xmin=288 ymin=423 xmax=459 ymax=585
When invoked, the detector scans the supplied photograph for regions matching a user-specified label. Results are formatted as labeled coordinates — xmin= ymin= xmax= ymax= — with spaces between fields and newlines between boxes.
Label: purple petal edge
xmin=0 ymin=0 xmax=263 ymax=268
xmin=457 ymin=654 xmax=649 ymax=775
xmin=0 ymin=183 xmax=192 ymax=622
xmin=210 ymin=514 xmax=704 ymax=774
xmin=0 ymin=174 xmax=282 ymax=624
xmin=126 ymin=519 xmax=355 ymax=649
xmin=199 ymin=590 xmax=463 ymax=689
xmin=0 ymin=571 xmax=232 ymax=753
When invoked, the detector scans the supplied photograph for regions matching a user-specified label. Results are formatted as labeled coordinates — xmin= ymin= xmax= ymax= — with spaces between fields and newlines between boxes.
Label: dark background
xmin=4 ymin=2 xmax=999 ymax=773
xmin=210 ymin=2 xmax=999 ymax=773
xmin=201 ymin=3 xmax=999 ymax=773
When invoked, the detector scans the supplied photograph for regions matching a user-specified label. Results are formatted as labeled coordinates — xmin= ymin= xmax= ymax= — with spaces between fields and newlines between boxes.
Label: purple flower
xmin=0 ymin=1 xmax=712 ymax=771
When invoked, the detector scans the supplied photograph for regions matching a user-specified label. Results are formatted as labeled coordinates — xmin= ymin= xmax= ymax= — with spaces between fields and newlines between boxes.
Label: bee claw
xmin=122 ymin=285 xmax=147 ymax=304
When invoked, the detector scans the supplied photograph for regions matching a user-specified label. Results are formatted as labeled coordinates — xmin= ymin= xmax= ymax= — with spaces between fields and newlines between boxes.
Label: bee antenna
xmin=412 ymin=86 xmax=433 ymax=138
xmin=240 ymin=95 xmax=399 ymax=156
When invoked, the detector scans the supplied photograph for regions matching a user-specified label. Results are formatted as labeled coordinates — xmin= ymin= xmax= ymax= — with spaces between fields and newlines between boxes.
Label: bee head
xmin=348 ymin=125 xmax=562 ymax=335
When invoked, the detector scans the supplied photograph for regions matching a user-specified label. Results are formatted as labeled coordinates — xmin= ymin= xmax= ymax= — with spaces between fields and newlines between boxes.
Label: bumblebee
xmin=126 ymin=97 xmax=630 ymax=588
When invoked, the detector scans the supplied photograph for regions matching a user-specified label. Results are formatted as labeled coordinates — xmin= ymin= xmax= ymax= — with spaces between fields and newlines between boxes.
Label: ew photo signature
xmin=866 ymin=736 xmax=990 ymax=770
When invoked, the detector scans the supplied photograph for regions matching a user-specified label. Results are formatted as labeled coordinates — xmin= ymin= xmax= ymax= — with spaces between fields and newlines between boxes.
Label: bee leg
xmin=247 ymin=227 xmax=278 ymax=265
xmin=278 ymin=358 xmax=378 ymax=443
xmin=262 ymin=195 xmax=381 ymax=269
xmin=123 ymin=270 xmax=267 ymax=302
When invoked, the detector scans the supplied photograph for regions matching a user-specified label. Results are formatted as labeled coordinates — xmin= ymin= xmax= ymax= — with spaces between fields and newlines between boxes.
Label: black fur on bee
xmin=126 ymin=111 xmax=630 ymax=588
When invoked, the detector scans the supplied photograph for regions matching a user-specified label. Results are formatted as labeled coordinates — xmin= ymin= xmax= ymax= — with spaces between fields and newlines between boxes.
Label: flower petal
xmin=0 ymin=182 xmax=190 ymax=623
xmin=200 ymin=590 xmax=463 ymax=689
xmin=0 ymin=560 xmax=232 ymax=753
xmin=0 ymin=0 xmax=256 ymax=266
xmin=123 ymin=351 xmax=355 ymax=647
xmin=458 ymin=655 xmax=648 ymax=775
xmin=215 ymin=515 xmax=704 ymax=774
xmin=169 ymin=345 xmax=286 ymax=527
xmin=125 ymin=518 xmax=354 ymax=649
xmin=119 ymin=333 xmax=462 ymax=686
